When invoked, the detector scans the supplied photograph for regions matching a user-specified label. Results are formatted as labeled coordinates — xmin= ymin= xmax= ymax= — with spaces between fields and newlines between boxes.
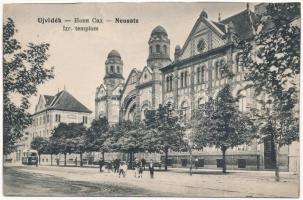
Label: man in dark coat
xmin=149 ymin=159 xmax=154 ymax=179
xmin=141 ymin=158 xmax=146 ymax=170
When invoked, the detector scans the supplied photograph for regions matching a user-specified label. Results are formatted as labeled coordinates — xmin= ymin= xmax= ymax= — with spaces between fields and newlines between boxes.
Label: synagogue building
xmin=95 ymin=4 xmax=299 ymax=172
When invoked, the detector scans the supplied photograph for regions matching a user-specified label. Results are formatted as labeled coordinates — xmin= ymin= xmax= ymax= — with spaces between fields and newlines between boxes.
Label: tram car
xmin=22 ymin=149 xmax=38 ymax=165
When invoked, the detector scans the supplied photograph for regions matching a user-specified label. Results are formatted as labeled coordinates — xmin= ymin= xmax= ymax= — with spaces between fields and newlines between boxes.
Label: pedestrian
xmin=149 ymin=159 xmax=154 ymax=179
xmin=122 ymin=162 xmax=127 ymax=177
xmin=114 ymin=159 xmax=120 ymax=173
xmin=141 ymin=158 xmax=146 ymax=170
xmin=107 ymin=161 xmax=113 ymax=173
xmin=119 ymin=162 xmax=127 ymax=178
xmin=134 ymin=158 xmax=139 ymax=178
xmin=99 ymin=158 xmax=104 ymax=172
xmin=138 ymin=160 xmax=143 ymax=178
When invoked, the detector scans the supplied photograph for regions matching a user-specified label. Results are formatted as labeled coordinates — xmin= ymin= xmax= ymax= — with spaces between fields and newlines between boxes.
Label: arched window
xmin=220 ymin=59 xmax=226 ymax=78
xmin=181 ymin=101 xmax=189 ymax=122
xmin=156 ymin=44 xmax=160 ymax=53
xmin=180 ymin=72 xmax=184 ymax=88
xmin=201 ymin=66 xmax=205 ymax=83
xmin=116 ymin=66 xmax=120 ymax=73
xmin=239 ymin=55 xmax=244 ymax=71
xmin=169 ymin=76 xmax=173 ymax=91
xmin=163 ymin=45 xmax=167 ymax=54
xmin=166 ymin=76 xmax=170 ymax=92
xmin=215 ymin=61 xmax=220 ymax=79
xmin=184 ymin=71 xmax=188 ymax=87
xmin=197 ymin=67 xmax=201 ymax=83
xmin=110 ymin=65 xmax=114 ymax=73
xmin=235 ymin=54 xmax=240 ymax=73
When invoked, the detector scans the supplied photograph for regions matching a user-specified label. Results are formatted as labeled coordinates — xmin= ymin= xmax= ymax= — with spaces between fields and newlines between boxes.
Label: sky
xmin=4 ymin=2 xmax=256 ymax=114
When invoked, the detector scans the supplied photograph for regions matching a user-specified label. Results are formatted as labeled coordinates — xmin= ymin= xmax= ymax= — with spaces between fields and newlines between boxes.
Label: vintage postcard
xmin=2 ymin=2 xmax=300 ymax=197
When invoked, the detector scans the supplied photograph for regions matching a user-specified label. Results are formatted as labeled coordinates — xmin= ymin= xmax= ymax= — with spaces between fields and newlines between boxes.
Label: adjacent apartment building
xmin=11 ymin=90 xmax=92 ymax=164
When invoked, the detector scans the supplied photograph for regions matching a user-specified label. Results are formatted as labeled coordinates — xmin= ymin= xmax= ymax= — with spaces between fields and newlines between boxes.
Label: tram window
xmin=30 ymin=153 xmax=37 ymax=156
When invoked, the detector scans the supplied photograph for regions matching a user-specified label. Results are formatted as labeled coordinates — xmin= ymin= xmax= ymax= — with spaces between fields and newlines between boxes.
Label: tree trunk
xmin=50 ymin=154 xmax=53 ymax=166
xmin=275 ymin=144 xmax=280 ymax=182
xmin=38 ymin=153 xmax=41 ymax=165
xmin=165 ymin=147 xmax=168 ymax=171
xmin=222 ymin=147 xmax=227 ymax=173
xmin=102 ymin=151 xmax=105 ymax=161
xmin=80 ymin=152 xmax=83 ymax=167
xmin=130 ymin=152 xmax=134 ymax=169
xmin=64 ymin=153 xmax=67 ymax=166
xmin=129 ymin=152 xmax=131 ymax=169
xmin=189 ymin=147 xmax=192 ymax=176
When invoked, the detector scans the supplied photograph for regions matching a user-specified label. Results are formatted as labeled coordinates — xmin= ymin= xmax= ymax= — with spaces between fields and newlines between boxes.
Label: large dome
xmin=151 ymin=25 xmax=167 ymax=36
xmin=107 ymin=50 xmax=121 ymax=58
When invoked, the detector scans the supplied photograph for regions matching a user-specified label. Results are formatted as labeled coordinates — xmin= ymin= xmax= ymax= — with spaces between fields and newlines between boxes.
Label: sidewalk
xmin=17 ymin=163 xmax=297 ymax=175
xmin=169 ymin=167 xmax=297 ymax=175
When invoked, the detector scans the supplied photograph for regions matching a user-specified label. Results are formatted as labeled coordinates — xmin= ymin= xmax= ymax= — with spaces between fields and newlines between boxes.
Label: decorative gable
xmin=35 ymin=95 xmax=46 ymax=113
xmin=139 ymin=66 xmax=153 ymax=84
xmin=179 ymin=17 xmax=227 ymax=61
xmin=121 ymin=69 xmax=140 ymax=103
xmin=96 ymin=84 xmax=107 ymax=99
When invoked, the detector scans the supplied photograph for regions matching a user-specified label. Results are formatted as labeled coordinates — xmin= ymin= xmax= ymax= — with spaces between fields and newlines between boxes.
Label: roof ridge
xmin=221 ymin=9 xmax=252 ymax=24
xmin=51 ymin=90 xmax=92 ymax=113
xmin=50 ymin=90 xmax=65 ymax=107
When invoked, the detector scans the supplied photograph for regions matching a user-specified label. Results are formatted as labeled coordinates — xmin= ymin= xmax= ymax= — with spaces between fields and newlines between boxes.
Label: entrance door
xmin=264 ymin=136 xmax=276 ymax=169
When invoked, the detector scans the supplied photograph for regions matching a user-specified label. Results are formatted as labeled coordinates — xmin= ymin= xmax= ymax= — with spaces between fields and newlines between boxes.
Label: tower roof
xmin=151 ymin=25 xmax=167 ymax=36
xmin=107 ymin=50 xmax=121 ymax=58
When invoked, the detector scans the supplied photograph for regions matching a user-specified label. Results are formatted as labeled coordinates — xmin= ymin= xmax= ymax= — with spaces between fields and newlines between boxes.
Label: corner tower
xmin=104 ymin=50 xmax=124 ymax=93
xmin=147 ymin=25 xmax=171 ymax=69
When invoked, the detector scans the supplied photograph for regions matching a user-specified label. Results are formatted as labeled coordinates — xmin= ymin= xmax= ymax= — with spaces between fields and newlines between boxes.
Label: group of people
xmin=98 ymin=158 xmax=155 ymax=179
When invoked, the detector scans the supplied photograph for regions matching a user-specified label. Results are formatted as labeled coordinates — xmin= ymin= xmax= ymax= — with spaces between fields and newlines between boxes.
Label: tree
xmin=46 ymin=137 xmax=60 ymax=166
xmin=144 ymin=104 xmax=186 ymax=171
xmin=116 ymin=121 xmax=146 ymax=168
xmin=51 ymin=123 xmax=87 ymax=166
xmin=86 ymin=117 xmax=109 ymax=160
xmin=72 ymin=135 xmax=86 ymax=167
xmin=192 ymin=85 xmax=256 ymax=173
xmin=3 ymin=18 xmax=55 ymax=154
xmin=238 ymin=3 xmax=300 ymax=181
xmin=30 ymin=136 xmax=49 ymax=164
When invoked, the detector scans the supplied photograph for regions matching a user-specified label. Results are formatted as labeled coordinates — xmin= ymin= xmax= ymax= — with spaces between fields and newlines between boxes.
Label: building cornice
xmin=136 ymin=80 xmax=161 ymax=89
xmin=32 ymin=108 xmax=92 ymax=116
xmin=160 ymin=44 xmax=233 ymax=72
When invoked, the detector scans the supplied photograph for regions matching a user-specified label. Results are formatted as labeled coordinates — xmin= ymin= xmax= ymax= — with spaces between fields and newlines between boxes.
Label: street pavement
xmin=3 ymin=165 xmax=299 ymax=197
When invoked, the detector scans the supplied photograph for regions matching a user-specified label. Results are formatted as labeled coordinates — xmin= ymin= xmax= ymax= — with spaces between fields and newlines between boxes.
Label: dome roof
xmin=200 ymin=10 xmax=208 ymax=18
xmin=151 ymin=25 xmax=167 ymax=36
xmin=107 ymin=50 xmax=121 ymax=58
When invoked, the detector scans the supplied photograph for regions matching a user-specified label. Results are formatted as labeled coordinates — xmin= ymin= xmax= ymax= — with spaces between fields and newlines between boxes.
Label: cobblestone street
xmin=3 ymin=165 xmax=299 ymax=197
